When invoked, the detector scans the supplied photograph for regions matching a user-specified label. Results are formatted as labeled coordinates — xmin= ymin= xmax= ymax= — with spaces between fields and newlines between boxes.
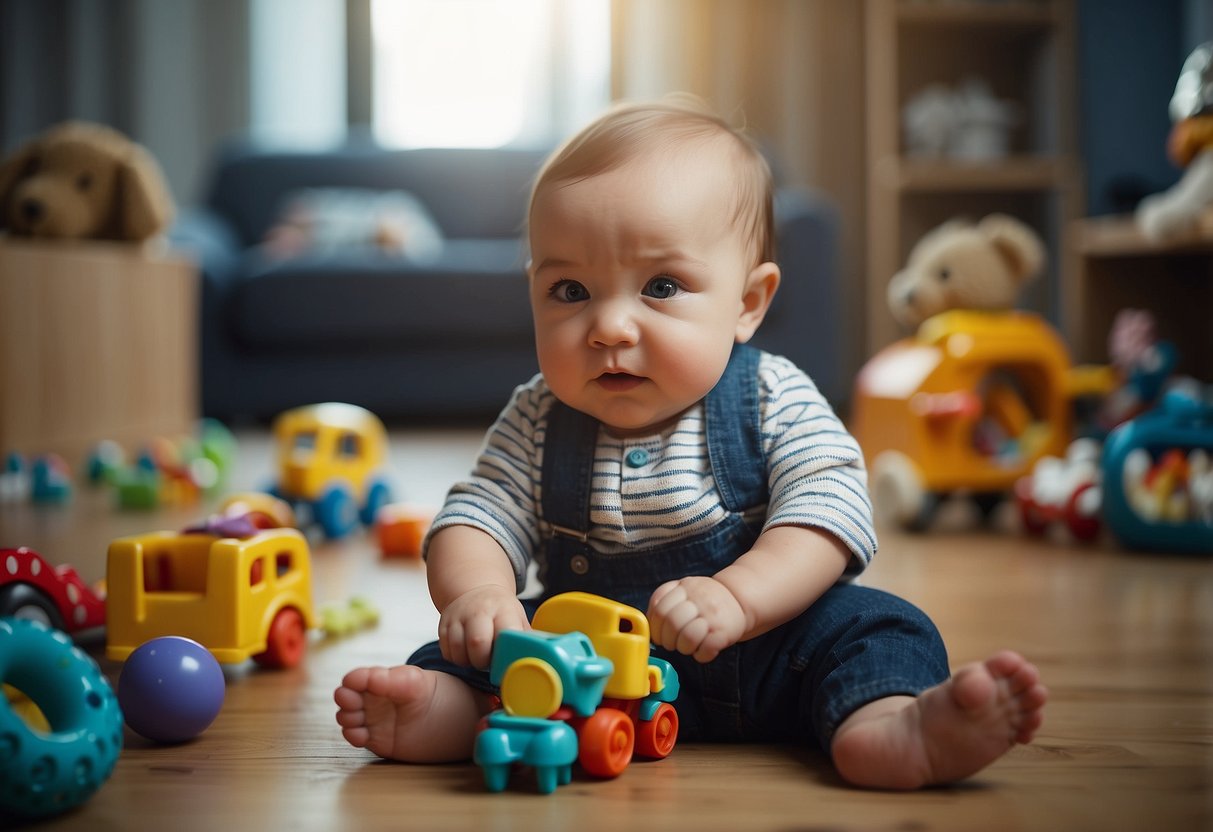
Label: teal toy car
xmin=474 ymin=712 xmax=578 ymax=794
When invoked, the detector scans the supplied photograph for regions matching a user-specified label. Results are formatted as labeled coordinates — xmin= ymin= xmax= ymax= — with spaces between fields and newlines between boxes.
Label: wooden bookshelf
xmin=864 ymin=0 xmax=1082 ymax=355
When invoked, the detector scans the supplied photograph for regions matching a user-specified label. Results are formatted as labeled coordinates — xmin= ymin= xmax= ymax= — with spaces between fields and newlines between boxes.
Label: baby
xmin=334 ymin=97 xmax=1047 ymax=789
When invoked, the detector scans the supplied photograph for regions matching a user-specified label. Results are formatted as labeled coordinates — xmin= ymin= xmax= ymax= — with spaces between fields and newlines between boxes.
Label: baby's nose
xmin=589 ymin=301 xmax=639 ymax=347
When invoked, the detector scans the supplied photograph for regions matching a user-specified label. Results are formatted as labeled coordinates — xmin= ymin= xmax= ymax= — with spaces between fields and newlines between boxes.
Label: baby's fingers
xmin=464 ymin=614 xmax=497 ymax=669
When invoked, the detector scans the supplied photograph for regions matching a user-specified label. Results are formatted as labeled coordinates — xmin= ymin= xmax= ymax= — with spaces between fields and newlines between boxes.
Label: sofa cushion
xmin=207 ymin=144 xmax=548 ymax=246
xmin=228 ymin=238 xmax=534 ymax=349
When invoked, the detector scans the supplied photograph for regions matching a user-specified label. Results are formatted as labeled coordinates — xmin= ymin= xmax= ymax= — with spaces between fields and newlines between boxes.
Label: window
xmin=370 ymin=0 xmax=610 ymax=148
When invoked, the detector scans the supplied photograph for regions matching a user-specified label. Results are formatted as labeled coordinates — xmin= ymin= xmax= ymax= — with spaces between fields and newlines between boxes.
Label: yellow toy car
xmin=851 ymin=310 xmax=1114 ymax=530
xmin=105 ymin=527 xmax=315 ymax=668
xmin=269 ymin=402 xmax=393 ymax=538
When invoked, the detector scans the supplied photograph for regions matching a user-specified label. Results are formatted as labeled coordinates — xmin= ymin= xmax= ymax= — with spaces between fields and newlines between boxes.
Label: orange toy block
xmin=376 ymin=503 xmax=437 ymax=559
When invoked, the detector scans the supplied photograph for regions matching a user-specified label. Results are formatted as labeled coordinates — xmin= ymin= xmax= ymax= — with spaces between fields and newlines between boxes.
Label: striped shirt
xmin=429 ymin=351 xmax=877 ymax=590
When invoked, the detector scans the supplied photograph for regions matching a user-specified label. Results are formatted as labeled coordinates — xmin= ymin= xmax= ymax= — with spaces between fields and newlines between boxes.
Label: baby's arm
xmin=426 ymin=525 xmax=529 ymax=669
xmin=648 ymin=524 xmax=850 ymax=662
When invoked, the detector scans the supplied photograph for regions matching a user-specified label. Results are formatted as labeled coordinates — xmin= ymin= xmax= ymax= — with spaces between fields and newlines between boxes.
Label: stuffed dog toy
xmin=0 ymin=121 xmax=173 ymax=242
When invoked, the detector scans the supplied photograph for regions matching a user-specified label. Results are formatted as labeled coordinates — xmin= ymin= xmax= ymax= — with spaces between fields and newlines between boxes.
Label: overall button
xmin=625 ymin=448 xmax=650 ymax=468
xmin=570 ymin=554 xmax=590 ymax=575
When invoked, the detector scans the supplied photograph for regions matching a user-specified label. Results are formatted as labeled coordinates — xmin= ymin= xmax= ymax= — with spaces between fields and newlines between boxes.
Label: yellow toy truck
xmin=851 ymin=310 xmax=1114 ymax=530
xmin=475 ymin=592 xmax=680 ymax=793
xmin=269 ymin=402 xmax=393 ymax=538
xmin=105 ymin=527 xmax=315 ymax=668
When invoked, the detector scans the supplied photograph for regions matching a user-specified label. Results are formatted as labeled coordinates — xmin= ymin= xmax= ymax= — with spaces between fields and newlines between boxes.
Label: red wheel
xmin=1015 ymin=480 xmax=1049 ymax=536
xmin=1065 ymin=483 xmax=1102 ymax=542
xmin=635 ymin=702 xmax=678 ymax=759
xmin=578 ymin=707 xmax=634 ymax=778
xmin=254 ymin=607 xmax=307 ymax=668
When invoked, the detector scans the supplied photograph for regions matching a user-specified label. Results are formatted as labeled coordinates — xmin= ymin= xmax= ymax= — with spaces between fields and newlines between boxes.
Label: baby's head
xmin=526 ymin=97 xmax=781 ymax=435
xmin=529 ymin=95 xmax=775 ymax=267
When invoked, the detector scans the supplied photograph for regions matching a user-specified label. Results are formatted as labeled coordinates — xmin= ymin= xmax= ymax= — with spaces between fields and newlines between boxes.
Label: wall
xmin=0 ymin=0 xmax=250 ymax=207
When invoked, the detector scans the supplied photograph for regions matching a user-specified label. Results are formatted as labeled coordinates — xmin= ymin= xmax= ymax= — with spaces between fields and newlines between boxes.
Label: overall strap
xmin=540 ymin=343 xmax=768 ymax=533
xmin=705 ymin=344 xmax=768 ymax=512
xmin=539 ymin=397 xmax=599 ymax=539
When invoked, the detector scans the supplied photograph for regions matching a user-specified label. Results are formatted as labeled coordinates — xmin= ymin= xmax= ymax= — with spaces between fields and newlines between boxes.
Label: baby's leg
xmin=334 ymin=664 xmax=493 ymax=762
xmin=830 ymin=650 xmax=1047 ymax=790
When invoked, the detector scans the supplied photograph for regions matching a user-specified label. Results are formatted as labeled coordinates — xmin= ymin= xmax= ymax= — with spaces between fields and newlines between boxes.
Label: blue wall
xmin=1078 ymin=0 xmax=1213 ymax=216
xmin=1078 ymin=0 xmax=1185 ymax=216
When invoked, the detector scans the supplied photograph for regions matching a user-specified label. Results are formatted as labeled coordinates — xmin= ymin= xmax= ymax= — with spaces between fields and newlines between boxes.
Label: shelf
xmin=863 ymin=0 xmax=1079 ymax=356
xmin=1072 ymin=214 xmax=1213 ymax=257
xmin=874 ymin=155 xmax=1079 ymax=192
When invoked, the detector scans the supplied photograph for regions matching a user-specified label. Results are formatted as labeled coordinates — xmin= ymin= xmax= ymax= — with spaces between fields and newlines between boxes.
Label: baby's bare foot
xmin=831 ymin=650 xmax=1048 ymax=790
xmin=334 ymin=664 xmax=486 ymax=762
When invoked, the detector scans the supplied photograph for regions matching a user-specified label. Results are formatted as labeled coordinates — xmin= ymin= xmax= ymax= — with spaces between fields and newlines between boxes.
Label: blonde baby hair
xmin=529 ymin=94 xmax=776 ymax=266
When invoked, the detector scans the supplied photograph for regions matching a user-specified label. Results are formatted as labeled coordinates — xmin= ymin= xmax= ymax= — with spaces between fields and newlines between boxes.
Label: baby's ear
xmin=735 ymin=261 xmax=781 ymax=343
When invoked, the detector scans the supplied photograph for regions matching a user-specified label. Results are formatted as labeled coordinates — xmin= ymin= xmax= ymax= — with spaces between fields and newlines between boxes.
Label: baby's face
xmin=528 ymin=143 xmax=762 ymax=435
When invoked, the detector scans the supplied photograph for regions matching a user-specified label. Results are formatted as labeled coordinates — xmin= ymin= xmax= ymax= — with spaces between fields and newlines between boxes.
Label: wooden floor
xmin=2 ymin=428 xmax=1211 ymax=831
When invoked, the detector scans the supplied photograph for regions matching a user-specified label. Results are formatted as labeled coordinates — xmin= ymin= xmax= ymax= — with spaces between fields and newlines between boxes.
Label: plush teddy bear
xmin=886 ymin=213 xmax=1045 ymax=330
xmin=1135 ymin=42 xmax=1213 ymax=241
xmin=0 ymin=120 xmax=174 ymax=242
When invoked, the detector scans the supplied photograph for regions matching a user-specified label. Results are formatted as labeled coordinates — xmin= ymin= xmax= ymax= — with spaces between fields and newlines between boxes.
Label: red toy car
xmin=0 ymin=547 xmax=106 ymax=634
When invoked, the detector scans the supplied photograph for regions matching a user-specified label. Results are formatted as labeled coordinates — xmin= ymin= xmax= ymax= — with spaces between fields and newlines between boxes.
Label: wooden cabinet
xmin=1067 ymin=216 xmax=1213 ymax=378
xmin=0 ymin=239 xmax=198 ymax=466
xmin=863 ymin=0 xmax=1083 ymax=356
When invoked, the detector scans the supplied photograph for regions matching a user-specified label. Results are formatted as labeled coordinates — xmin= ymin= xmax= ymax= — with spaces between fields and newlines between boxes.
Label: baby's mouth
xmin=596 ymin=372 xmax=645 ymax=392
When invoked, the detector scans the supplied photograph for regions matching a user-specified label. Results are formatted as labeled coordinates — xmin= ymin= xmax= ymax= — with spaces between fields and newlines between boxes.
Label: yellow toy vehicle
xmin=269 ymin=402 xmax=393 ymax=538
xmin=476 ymin=592 xmax=680 ymax=793
xmin=851 ymin=310 xmax=1114 ymax=529
xmin=105 ymin=527 xmax=315 ymax=668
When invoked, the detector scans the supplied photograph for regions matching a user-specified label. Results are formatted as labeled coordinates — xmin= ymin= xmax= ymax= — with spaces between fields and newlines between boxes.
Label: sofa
xmin=171 ymin=139 xmax=845 ymax=424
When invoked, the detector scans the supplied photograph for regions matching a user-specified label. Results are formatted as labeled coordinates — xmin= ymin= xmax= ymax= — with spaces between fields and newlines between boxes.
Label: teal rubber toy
xmin=0 ymin=618 xmax=124 ymax=818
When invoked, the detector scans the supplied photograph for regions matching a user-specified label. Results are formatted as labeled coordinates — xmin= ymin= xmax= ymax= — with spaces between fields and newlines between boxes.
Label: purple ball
xmin=117 ymin=636 xmax=226 ymax=743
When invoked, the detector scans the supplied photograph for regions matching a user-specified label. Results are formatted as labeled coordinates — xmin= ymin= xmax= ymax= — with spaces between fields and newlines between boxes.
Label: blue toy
xmin=116 ymin=636 xmax=226 ymax=743
xmin=475 ymin=712 xmax=579 ymax=794
xmin=474 ymin=592 xmax=680 ymax=793
xmin=1102 ymin=386 xmax=1213 ymax=553
xmin=0 ymin=617 xmax=124 ymax=819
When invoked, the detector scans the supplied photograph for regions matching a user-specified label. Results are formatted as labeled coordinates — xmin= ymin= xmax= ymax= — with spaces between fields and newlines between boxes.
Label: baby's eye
xmin=549 ymin=279 xmax=589 ymax=302
xmin=643 ymin=276 xmax=680 ymax=299
xmin=937 ymin=267 xmax=951 ymax=282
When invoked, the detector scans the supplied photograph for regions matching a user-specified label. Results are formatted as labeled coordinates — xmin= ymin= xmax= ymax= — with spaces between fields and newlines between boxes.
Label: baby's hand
xmin=438 ymin=585 xmax=528 ymax=669
xmin=647 ymin=577 xmax=746 ymax=663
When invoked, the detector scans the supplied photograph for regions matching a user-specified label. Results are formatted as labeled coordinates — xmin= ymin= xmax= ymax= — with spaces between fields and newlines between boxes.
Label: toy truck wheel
xmin=500 ymin=658 xmax=563 ymax=718
xmin=1065 ymin=483 xmax=1102 ymax=542
xmin=359 ymin=479 xmax=392 ymax=527
xmin=315 ymin=484 xmax=358 ymax=538
xmin=635 ymin=702 xmax=678 ymax=759
xmin=871 ymin=451 xmax=937 ymax=531
xmin=253 ymin=607 xmax=307 ymax=669
xmin=578 ymin=707 xmax=634 ymax=778
xmin=0 ymin=584 xmax=66 ymax=632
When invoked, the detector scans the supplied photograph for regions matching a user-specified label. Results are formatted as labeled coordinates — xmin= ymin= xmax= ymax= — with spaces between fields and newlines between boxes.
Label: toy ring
xmin=0 ymin=618 xmax=123 ymax=818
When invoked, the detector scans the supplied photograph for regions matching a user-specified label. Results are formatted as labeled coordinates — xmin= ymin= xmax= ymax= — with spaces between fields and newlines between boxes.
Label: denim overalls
xmin=410 ymin=345 xmax=949 ymax=750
